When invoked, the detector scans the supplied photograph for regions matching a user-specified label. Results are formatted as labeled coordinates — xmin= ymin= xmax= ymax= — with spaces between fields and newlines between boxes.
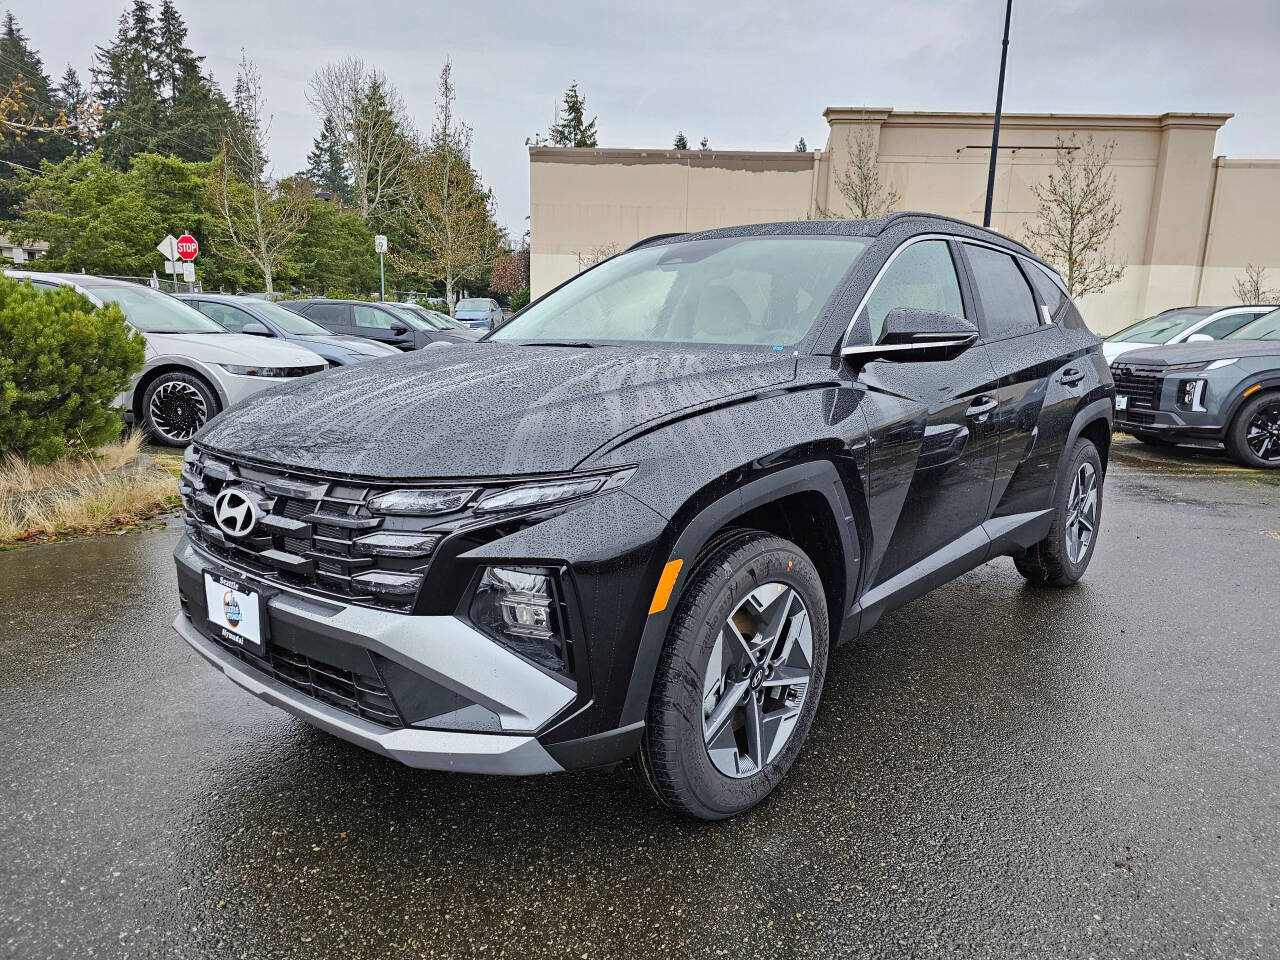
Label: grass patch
xmin=0 ymin=433 xmax=180 ymax=546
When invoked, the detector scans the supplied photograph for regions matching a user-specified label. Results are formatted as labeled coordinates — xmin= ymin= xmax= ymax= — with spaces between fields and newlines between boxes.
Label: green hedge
xmin=0 ymin=278 xmax=146 ymax=464
xmin=509 ymin=286 xmax=530 ymax=312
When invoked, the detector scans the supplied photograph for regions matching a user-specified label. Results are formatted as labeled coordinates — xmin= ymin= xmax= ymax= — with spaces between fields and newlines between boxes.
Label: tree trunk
xmin=445 ymin=275 xmax=454 ymax=315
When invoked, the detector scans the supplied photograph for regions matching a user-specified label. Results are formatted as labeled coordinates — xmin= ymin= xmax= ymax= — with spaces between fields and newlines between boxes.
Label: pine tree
xmin=55 ymin=66 xmax=93 ymax=156
xmin=673 ymin=130 xmax=688 ymax=150
xmin=305 ymin=115 xmax=350 ymax=201
xmin=93 ymin=0 xmax=230 ymax=167
xmin=795 ymin=137 xmax=807 ymax=152
xmin=699 ymin=136 xmax=709 ymax=150
xmin=0 ymin=12 xmax=73 ymax=218
xmin=549 ymin=82 xmax=597 ymax=147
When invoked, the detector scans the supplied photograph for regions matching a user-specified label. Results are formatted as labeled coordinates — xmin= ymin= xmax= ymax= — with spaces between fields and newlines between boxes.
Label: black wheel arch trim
xmin=1222 ymin=376 xmax=1280 ymax=431
xmin=617 ymin=459 xmax=862 ymax=728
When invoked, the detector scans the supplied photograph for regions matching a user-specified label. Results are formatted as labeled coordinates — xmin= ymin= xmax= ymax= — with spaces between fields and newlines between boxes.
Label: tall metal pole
xmin=379 ymin=252 xmax=385 ymax=301
xmin=983 ymin=0 xmax=1013 ymax=228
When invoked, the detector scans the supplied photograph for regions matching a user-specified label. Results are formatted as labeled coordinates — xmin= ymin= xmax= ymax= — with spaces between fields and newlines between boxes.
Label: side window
xmin=863 ymin=240 xmax=965 ymax=344
xmin=1026 ymin=263 xmax=1069 ymax=323
xmin=1194 ymin=312 xmax=1260 ymax=340
xmin=965 ymin=245 xmax=1040 ymax=339
xmin=353 ymin=305 xmax=396 ymax=329
xmin=302 ymin=303 xmax=347 ymax=327
xmin=197 ymin=301 xmax=256 ymax=333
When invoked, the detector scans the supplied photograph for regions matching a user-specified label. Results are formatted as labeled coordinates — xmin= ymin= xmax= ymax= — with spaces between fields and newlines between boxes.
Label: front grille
xmin=1111 ymin=363 xmax=1164 ymax=410
xmin=210 ymin=632 xmax=401 ymax=727
xmin=179 ymin=446 xmax=442 ymax=611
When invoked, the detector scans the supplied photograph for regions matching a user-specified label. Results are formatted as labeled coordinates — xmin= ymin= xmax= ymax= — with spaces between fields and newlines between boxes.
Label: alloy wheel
xmin=701 ymin=582 xmax=813 ymax=779
xmin=1244 ymin=401 xmax=1280 ymax=462
xmin=1065 ymin=460 xmax=1098 ymax=564
xmin=148 ymin=380 xmax=209 ymax=443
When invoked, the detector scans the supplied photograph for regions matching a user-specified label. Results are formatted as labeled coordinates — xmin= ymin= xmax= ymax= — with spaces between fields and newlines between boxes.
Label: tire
xmin=631 ymin=531 xmax=830 ymax=820
xmin=1225 ymin=391 xmax=1280 ymax=469
xmin=1013 ymin=437 xmax=1104 ymax=587
xmin=141 ymin=371 xmax=219 ymax=447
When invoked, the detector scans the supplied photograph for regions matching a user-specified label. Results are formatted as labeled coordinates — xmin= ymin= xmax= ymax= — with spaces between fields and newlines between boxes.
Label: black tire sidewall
xmin=644 ymin=535 xmax=830 ymax=819
xmin=1053 ymin=438 xmax=1104 ymax=580
xmin=142 ymin=371 xmax=218 ymax=447
xmin=1228 ymin=393 xmax=1280 ymax=469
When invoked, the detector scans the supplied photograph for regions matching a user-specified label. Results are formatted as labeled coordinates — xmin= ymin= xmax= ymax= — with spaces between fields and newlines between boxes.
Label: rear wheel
xmin=1225 ymin=392 xmax=1280 ymax=469
xmin=632 ymin=532 xmax=829 ymax=820
xmin=1013 ymin=437 xmax=1104 ymax=587
xmin=141 ymin=371 xmax=218 ymax=447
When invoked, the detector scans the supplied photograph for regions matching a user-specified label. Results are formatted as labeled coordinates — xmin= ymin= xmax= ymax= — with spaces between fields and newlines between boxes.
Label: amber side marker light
xmin=1243 ymin=384 xmax=1262 ymax=398
xmin=649 ymin=559 xmax=684 ymax=615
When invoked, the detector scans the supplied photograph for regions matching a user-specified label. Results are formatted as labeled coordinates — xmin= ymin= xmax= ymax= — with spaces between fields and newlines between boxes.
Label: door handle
xmin=1058 ymin=368 xmax=1085 ymax=386
xmin=965 ymin=396 xmax=998 ymax=422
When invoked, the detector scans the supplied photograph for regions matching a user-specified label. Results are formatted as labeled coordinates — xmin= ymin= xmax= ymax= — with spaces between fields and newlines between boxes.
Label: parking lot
xmin=2 ymin=451 xmax=1277 ymax=959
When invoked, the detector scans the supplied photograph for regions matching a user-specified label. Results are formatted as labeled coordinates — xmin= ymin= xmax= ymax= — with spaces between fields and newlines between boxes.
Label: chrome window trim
xmin=841 ymin=232 xmax=1062 ymax=349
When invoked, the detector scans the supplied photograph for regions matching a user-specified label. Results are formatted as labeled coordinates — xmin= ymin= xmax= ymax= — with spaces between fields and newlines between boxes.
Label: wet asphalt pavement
xmin=2 ymin=461 xmax=1278 ymax=959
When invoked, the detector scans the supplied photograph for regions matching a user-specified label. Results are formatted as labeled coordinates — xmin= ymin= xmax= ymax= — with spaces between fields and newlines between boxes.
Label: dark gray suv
xmin=287 ymin=299 xmax=473 ymax=350
xmin=1111 ymin=308 xmax=1280 ymax=467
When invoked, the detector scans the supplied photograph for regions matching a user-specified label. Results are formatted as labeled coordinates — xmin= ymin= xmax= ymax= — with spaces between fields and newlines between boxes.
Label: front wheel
xmin=1225 ymin=391 xmax=1280 ymax=469
xmin=141 ymin=371 xmax=218 ymax=447
xmin=1013 ymin=437 xmax=1104 ymax=587
xmin=632 ymin=531 xmax=830 ymax=820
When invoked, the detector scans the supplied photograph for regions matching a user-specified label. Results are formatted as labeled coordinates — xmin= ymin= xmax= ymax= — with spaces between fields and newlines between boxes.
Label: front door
xmin=853 ymin=238 xmax=1001 ymax=588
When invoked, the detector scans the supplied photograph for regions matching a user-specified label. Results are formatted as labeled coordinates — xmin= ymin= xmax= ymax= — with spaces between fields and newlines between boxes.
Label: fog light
xmin=469 ymin=567 xmax=569 ymax=674
xmin=1180 ymin=379 xmax=1206 ymax=411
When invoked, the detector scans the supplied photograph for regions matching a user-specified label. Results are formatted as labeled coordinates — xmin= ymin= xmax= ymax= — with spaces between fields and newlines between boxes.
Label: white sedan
xmin=1103 ymin=304 xmax=1276 ymax=364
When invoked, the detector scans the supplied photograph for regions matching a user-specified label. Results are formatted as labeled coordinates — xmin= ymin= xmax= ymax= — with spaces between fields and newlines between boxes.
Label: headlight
xmin=469 ymin=566 xmax=569 ymax=674
xmin=368 ymin=488 xmax=476 ymax=515
xmin=218 ymin=363 xmax=322 ymax=377
xmin=1207 ymin=358 xmax=1239 ymax=370
xmin=474 ymin=468 xmax=634 ymax=513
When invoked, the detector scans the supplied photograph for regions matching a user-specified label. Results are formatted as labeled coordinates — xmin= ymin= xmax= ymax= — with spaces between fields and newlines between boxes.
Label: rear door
xmin=299 ymin=302 xmax=352 ymax=335
xmin=960 ymin=243 xmax=1073 ymax=517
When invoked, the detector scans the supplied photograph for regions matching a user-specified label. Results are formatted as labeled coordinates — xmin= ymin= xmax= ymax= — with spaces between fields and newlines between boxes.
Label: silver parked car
xmin=453 ymin=297 xmax=504 ymax=331
xmin=6 ymin=272 xmax=328 ymax=446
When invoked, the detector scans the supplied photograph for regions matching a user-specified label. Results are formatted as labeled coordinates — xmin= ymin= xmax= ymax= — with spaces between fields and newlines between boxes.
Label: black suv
xmin=287 ymin=298 xmax=473 ymax=350
xmin=174 ymin=214 xmax=1114 ymax=819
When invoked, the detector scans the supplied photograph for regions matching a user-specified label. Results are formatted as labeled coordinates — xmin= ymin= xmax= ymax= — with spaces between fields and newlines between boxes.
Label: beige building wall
xmin=529 ymin=108 xmax=1279 ymax=335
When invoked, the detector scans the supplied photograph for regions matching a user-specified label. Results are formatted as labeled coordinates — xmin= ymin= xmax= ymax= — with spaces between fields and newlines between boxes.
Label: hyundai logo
xmin=213 ymin=488 xmax=259 ymax=537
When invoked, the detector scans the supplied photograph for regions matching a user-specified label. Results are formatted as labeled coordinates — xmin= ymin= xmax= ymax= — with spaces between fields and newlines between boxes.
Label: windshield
xmin=1108 ymin=308 xmax=1214 ymax=344
xmin=1229 ymin=308 xmax=1280 ymax=341
xmin=252 ymin=301 xmax=331 ymax=336
xmin=491 ymin=235 xmax=870 ymax=347
xmin=399 ymin=304 xmax=451 ymax=330
xmin=84 ymin=283 xmax=223 ymax=334
xmin=456 ymin=298 xmax=490 ymax=312
xmin=385 ymin=305 xmax=433 ymax=331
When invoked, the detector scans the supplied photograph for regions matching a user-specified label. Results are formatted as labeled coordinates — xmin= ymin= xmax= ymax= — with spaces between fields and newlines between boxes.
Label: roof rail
xmin=878 ymin=211 xmax=1036 ymax=256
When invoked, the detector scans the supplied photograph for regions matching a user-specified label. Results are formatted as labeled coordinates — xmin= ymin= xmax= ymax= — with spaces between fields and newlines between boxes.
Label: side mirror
xmin=842 ymin=308 xmax=979 ymax=363
xmin=1185 ymin=333 xmax=1213 ymax=343
xmin=242 ymin=321 xmax=272 ymax=337
xmin=390 ymin=324 xmax=408 ymax=336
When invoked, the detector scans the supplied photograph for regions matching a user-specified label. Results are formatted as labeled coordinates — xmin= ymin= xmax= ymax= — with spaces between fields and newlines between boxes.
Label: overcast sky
xmin=18 ymin=0 xmax=1280 ymax=237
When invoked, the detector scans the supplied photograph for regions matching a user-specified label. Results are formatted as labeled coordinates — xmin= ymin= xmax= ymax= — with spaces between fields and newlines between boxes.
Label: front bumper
xmin=173 ymin=536 xmax=574 ymax=774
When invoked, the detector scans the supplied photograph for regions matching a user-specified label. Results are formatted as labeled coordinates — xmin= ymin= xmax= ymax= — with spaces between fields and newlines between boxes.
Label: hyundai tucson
xmin=173 ymin=214 xmax=1115 ymax=819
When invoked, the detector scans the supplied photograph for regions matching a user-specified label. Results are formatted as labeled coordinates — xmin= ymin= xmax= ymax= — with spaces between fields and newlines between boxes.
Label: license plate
xmin=204 ymin=572 xmax=265 ymax=655
xmin=1115 ymin=395 xmax=1129 ymax=411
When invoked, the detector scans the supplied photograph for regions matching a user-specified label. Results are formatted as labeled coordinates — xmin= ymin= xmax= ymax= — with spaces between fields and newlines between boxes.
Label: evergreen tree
xmin=55 ymin=67 xmax=93 ymax=156
xmin=0 ymin=12 xmax=73 ymax=218
xmin=92 ymin=0 xmax=230 ymax=167
xmin=699 ymin=137 xmax=709 ymax=149
xmin=549 ymin=82 xmax=597 ymax=147
xmin=305 ymin=115 xmax=351 ymax=201
xmin=795 ymin=137 xmax=807 ymax=152
xmin=673 ymin=130 xmax=688 ymax=150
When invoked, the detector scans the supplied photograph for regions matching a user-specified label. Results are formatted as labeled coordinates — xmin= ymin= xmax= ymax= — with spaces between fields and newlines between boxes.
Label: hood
xmin=293 ymin=333 xmax=397 ymax=357
xmin=195 ymin=342 xmax=798 ymax=478
xmin=454 ymin=310 xmax=490 ymax=320
xmin=143 ymin=332 xmax=324 ymax=367
xmin=1101 ymin=340 xmax=1155 ymax=363
xmin=1113 ymin=339 xmax=1280 ymax=366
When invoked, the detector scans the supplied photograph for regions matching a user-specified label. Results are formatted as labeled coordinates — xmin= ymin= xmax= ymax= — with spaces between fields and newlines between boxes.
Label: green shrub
xmin=0 ymin=278 xmax=146 ymax=464
xmin=509 ymin=286 xmax=530 ymax=312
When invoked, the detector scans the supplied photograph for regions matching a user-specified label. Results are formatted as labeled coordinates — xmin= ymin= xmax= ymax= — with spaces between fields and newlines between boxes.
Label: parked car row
xmin=1110 ymin=307 xmax=1280 ymax=467
xmin=4 ymin=270 xmax=497 ymax=446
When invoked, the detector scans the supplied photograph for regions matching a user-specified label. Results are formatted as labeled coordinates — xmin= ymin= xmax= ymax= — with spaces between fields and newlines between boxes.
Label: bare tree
xmin=307 ymin=57 xmax=413 ymax=221
xmin=574 ymin=242 xmax=619 ymax=273
xmin=208 ymin=54 xmax=308 ymax=297
xmin=821 ymin=126 xmax=900 ymax=219
xmin=1232 ymin=264 xmax=1279 ymax=304
xmin=392 ymin=60 xmax=503 ymax=312
xmin=1023 ymin=136 xmax=1125 ymax=300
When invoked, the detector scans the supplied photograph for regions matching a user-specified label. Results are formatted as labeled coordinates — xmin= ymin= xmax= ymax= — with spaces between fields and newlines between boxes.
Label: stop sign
xmin=176 ymin=234 xmax=199 ymax=261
